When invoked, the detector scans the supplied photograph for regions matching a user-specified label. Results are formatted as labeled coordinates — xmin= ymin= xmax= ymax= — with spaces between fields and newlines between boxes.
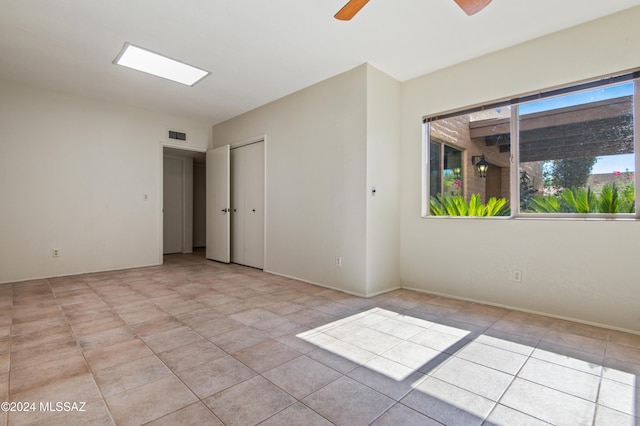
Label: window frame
xmin=429 ymin=138 xmax=465 ymax=200
xmin=422 ymin=71 xmax=640 ymax=220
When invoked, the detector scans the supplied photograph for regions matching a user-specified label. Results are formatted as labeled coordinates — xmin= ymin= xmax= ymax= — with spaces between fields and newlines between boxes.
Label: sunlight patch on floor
xmin=297 ymin=307 xmax=469 ymax=382
xmin=296 ymin=306 xmax=639 ymax=423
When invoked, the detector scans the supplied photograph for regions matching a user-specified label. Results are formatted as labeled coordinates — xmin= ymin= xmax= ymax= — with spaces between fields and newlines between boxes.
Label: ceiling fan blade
xmin=453 ymin=0 xmax=492 ymax=16
xmin=334 ymin=0 xmax=370 ymax=21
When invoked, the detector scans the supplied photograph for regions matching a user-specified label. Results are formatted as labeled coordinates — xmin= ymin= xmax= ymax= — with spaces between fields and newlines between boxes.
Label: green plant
xmin=528 ymin=183 xmax=634 ymax=214
xmin=621 ymin=184 xmax=636 ymax=213
xmin=598 ymin=184 xmax=618 ymax=213
xmin=560 ymin=187 xmax=597 ymax=213
xmin=519 ymin=174 xmax=538 ymax=211
xmin=528 ymin=195 xmax=563 ymax=213
xmin=614 ymin=171 xmax=636 ymax=213
xmin=430 ymin=193 xmax=510 ymax=217
xmin=545 ymin=157 xmax=597 ymax=190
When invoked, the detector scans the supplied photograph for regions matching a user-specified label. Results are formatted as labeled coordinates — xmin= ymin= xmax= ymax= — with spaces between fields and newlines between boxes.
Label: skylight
xmin=113 ymin=43 xmax=210 ymax=86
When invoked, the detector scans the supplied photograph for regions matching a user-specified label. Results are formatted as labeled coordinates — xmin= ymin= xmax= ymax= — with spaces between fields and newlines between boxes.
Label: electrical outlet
xmin=512 ymin=270 xmax=522 ymax=283
xmin=335 ymin=256 xmax=342 ymax=267
xmin=52 ymin=249 xmax=60 ymax=258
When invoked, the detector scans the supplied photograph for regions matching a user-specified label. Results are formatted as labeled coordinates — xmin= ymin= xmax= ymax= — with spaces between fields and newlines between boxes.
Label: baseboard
xmin=263 ymin=269 xmax=367 ymax=298
xmin=402 ymin=286 xmax=640 ymax=336
xmin=365 ymin=286 xmax=402 ymax=297
xmin=0 ymin=262 xmax=162 ymax=286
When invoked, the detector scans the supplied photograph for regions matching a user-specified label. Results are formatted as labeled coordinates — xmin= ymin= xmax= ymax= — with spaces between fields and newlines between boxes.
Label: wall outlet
xmin=335 ymin=256 xmax=342 ymax=267
xmin=52 ymin=248 xmax=60 ymax=258
xmin=511 ymin=270 xmax=522 ymax=283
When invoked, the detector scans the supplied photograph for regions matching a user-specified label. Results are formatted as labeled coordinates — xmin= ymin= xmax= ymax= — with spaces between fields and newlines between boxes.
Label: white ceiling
xmin=2 ymin=0 xmax=640 ymax=125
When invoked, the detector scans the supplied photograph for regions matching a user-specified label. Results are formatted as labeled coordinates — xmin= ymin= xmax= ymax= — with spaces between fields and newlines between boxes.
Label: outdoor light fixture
xmin=453 ymin=167 xmax=462 ymax=179
xmin=113 ymin=43 xmax=210 ymax=86
xmin=471 ymin=154 xmax=489 ymax=178
xmin=520 ymin=170 xmax=532 ymax=184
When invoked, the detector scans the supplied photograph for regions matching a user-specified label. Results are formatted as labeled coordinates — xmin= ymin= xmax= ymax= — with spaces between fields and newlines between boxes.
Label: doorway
xmin=485 ymin=165 xmax=502 ymax=201
xmin=163 ymin=156 xmax=184 ymax=254
xmin=162 ymin=147 xmax=206 ymax=255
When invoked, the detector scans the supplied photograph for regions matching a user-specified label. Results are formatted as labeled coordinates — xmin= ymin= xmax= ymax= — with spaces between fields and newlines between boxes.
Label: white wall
xmin=212 ymin=65 xmax=370 ymax=295
xmin=365 ymin=65 xmax=401 ymax=295
xmin=400 ymin=6 xmax=640 ymax=332
xmin=0 ymin=80 xmax=211 ymax=283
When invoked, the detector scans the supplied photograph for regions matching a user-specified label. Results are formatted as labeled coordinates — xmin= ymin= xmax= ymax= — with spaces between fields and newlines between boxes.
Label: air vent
xmin=168 ymin=130 xmax=187 ymax=141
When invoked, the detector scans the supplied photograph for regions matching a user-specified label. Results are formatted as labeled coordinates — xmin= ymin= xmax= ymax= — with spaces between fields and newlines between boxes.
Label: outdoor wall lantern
xmin=471 ymin=154 xmax=489 ymax=178
xmin=520 ymin=170 xmax=532 ymax=184
xmin=453 ymin=167 xmax=462 ymax=179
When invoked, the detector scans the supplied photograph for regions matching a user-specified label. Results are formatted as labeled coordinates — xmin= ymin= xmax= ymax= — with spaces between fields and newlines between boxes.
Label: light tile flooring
xmin=1 ymin=252 xmax=640 ymax=425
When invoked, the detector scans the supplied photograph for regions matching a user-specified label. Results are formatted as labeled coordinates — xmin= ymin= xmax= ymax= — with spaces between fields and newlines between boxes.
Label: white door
xmin=163 ymin=156 xmax=183 ymax=254
xmin=231 ymin=148 xmax=246 ymax=264
xmin=242 ymin=142 xmax=264 ymax=269
xmin=206 ymin=145 xmax=230 ymax=263
xmin=231 ymin=142 xmax=264 ymax=269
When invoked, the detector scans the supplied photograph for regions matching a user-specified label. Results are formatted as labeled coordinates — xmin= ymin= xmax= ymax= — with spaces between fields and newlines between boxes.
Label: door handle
xmin=221 ymin=208 xmax=229 ymax=213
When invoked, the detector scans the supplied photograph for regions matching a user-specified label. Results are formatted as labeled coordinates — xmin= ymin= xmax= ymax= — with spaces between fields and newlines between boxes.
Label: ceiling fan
xmin=335 ymin=0 xmax=492 ymax=20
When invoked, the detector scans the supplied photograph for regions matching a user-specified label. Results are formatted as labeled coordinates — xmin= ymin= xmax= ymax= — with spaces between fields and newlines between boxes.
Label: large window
xmin=423 ymin=72 xmax=638 ymax=218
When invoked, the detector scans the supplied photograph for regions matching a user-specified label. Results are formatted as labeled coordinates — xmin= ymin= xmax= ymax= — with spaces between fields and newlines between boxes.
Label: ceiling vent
xmin=168 ymin=130 xmax=187 ymax=141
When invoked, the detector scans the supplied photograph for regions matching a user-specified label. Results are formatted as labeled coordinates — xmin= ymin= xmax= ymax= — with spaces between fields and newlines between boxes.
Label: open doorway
xmin=162 ymin=147 xmax=206 ymax=255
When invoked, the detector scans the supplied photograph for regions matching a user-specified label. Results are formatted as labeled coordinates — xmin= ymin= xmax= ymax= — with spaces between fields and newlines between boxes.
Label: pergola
xmin=468 ymin=96 xmax=633 ymax=162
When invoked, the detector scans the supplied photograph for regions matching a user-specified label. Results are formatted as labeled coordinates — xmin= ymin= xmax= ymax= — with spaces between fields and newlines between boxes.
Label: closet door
xmin=206 ymin=145 xmax=230 ymax=263
xmin=230 ymin=148 xmax=245 ymax=264
xmin=231 ymin=142 xmax=264 ymax=269
xmin=242 ymin=142 xmax=264 ymax=269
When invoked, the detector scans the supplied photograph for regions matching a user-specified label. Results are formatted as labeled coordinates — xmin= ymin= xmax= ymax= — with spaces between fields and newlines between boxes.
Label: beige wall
xmin=400 ymin=6 xmax=640 ymax=332
xmin=212 ymin=65 xmax=370 ymax=295
xmin=0 ymin=80 xmax=212 ymax=283
xmin=365 ymin=65 xmax=401 ymax=296
xmin=212 ymin=64 xmax=401 ymax=297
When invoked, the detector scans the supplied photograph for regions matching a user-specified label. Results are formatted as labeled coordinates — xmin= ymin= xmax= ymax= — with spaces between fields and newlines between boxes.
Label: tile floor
xmin=1 ymin=251 xmax=640 ymax=425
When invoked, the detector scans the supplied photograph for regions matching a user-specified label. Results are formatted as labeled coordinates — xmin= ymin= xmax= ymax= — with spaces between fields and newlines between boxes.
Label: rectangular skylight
xmin=113 ymin=43 xmax=210 ymax=86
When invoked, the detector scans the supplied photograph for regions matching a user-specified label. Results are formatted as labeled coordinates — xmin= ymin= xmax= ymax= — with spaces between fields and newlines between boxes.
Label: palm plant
xmin=528 ymin=183 xmax=634 ymax=214
xmin=560 ymin=187 xmax=597 ymax=213
xmin=430 ymin=193 xmax=510 ymax=216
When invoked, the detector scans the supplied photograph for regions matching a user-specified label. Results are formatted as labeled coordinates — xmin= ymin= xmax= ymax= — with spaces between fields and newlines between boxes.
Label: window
xmin=423 ymin=71 xmax=638 ymax=218
xmin=426 ymin=108 xmax=512 ymax=216
xmin=518 ymin=83 xmax=635 ymax=214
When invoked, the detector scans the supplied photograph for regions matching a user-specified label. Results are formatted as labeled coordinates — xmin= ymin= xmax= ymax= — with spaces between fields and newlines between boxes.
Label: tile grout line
xmin=111 ymin=273 xmax=228 ymax=424
xmin=47 ymin=275 xmax=119 ymax=426
xmin=486 ymin=334 xmax=540 ymax=426
xmin=6 ymin=254 xmax=640 ymax=425
xmin=91 ymin=269 xmax=318 ymax=424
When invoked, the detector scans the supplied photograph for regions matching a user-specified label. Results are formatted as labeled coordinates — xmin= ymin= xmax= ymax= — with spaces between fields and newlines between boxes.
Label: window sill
xmin=421 ymin=214 xmax=639 ymax=221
